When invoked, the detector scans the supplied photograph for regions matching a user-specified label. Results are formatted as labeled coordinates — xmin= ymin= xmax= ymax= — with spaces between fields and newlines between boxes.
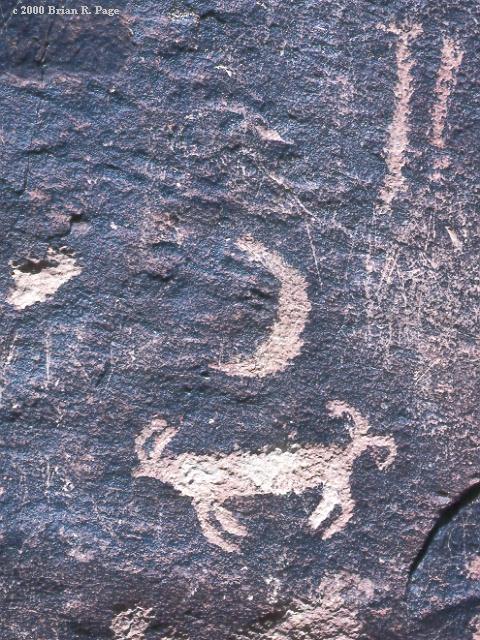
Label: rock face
xmin=0 ymin=1 xmax=479 ymax=639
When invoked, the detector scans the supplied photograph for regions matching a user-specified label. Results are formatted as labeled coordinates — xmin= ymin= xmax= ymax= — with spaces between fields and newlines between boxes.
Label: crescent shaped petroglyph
xmin=212 ymin=236 xmax=311 ymax=378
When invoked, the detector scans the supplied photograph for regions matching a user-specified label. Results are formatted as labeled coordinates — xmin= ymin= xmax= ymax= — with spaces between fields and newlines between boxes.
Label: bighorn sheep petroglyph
xmin=133 ymin=402 xmax=396 ymax=552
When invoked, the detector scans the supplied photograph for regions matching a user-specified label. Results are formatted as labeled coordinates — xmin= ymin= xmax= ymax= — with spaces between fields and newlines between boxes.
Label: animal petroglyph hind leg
xmin=194 ymin=501 xmax=241 ymax=553
xmin=308 ymin=485 xmax=340 ymax=531
xmin=309 ymin=484 xmax=355 ymax=540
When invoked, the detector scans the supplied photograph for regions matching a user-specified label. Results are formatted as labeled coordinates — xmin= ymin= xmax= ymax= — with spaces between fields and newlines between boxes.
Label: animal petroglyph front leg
xmin=211 ymin=236 xmax=311 ymax=378
xmin=321 ymin=485 xmax=354 ymax=540
xmin=308 ymin=484 xmax=340 ymax=532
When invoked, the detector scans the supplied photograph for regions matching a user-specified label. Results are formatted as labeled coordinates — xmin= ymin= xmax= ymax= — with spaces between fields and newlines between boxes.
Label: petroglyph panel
xmin=2 ymin=1 xmax=480 ymax=639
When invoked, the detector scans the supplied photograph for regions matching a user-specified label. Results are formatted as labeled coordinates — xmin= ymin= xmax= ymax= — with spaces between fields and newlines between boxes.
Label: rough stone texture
xmin=0 ymin=0 xmax=479 ymax=638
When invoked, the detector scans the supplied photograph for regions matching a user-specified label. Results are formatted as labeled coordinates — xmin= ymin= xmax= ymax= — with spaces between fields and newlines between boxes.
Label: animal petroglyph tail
xmin=133 ymin=403 xmax=397 ymax=552
xmin=211 ymin=236 xmax=311 ymax=378
xmin=7 ymin=248 xmax=81 ymax=310
xmin=431 ymin=36 xmax=463 ymax=148
xmin=377 ymin=23 xmax=422 ymax=213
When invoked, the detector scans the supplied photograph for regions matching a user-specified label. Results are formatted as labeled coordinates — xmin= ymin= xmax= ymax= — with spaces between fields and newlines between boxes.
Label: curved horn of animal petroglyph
xmin=211 ymin=236 xmax=311 ymax=378
xmin=368 ymin=435 xmax=397 ymax=471
xmin=133 ymin=418 xmax=177 ymax=468
xmin=326 ymin=402 xmax=397 ymax=467
xmin=326 ymin=401 xmax=371 ymax=436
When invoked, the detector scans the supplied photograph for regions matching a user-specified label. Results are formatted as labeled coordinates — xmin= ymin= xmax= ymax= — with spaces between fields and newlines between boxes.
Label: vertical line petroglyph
xmin=377 ymin=23 xmax=422 ymax=213
xmin=431 ymin=36 xmax=463 ymax=148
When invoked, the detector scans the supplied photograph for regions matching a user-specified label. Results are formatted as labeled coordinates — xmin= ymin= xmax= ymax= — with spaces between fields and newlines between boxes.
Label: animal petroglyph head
xmin=326 ymin=401 xmax=370 ymax=435
xmin=326 ymin=401 xmax=396 ymax=469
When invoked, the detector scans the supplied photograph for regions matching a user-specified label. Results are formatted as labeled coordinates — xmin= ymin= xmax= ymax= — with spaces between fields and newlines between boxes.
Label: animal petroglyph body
xmin=133 ymin=403 xmax=396 ymax=552
xmin=211 ymin=236 xmax=311 ymax=378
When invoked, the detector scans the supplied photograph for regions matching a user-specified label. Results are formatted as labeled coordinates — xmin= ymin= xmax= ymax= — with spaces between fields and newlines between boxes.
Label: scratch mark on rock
xmin=0 ymin=331 xmax=17 ymax=408
xmin=254 ymin=124 xmax=290 ymax=144
xmin=45 ymin=329 xmax=52 ymax=388
xmin=304 ymin=220 xmax=322 ymax=288
xmin=446 ymin=226 xmax=463 ymax=251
